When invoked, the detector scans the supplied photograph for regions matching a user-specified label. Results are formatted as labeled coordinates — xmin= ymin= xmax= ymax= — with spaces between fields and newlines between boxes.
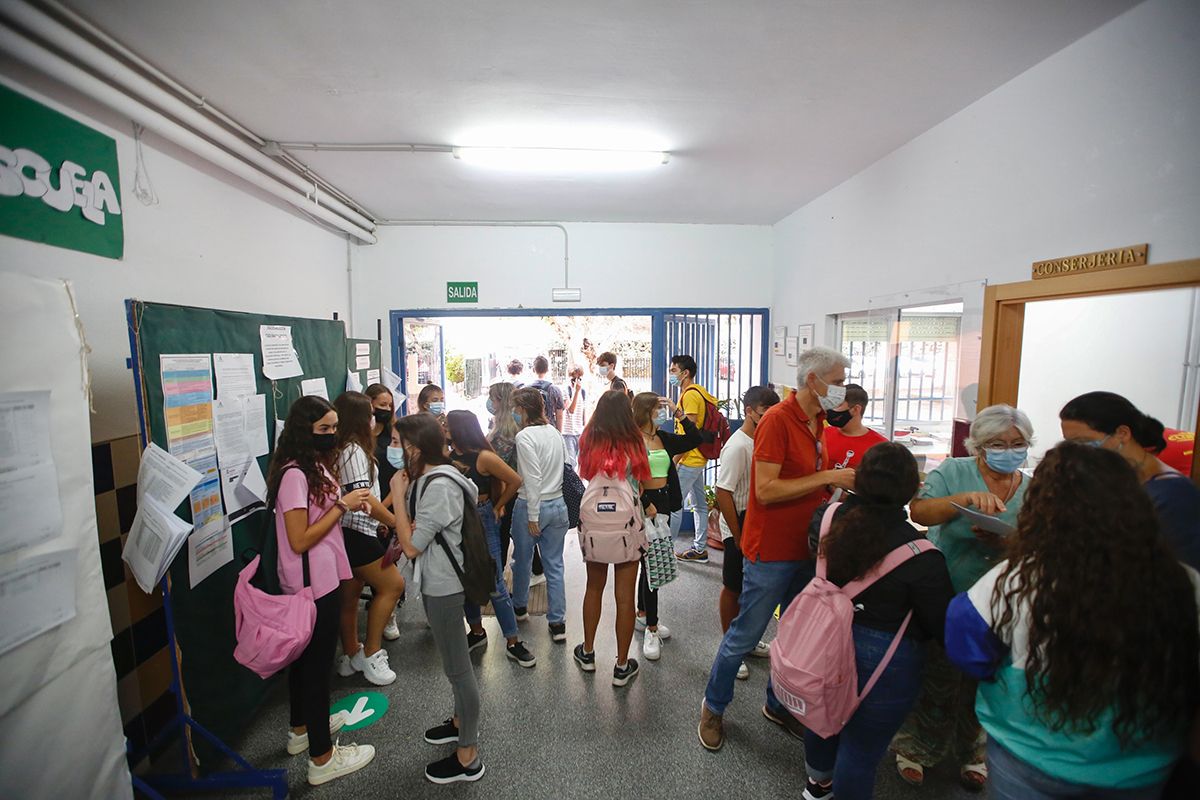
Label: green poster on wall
xmin=0 ymin=83 xmax=123 ymax=259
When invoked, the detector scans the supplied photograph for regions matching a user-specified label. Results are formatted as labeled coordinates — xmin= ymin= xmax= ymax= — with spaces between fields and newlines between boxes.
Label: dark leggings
xmin=636 ymin=556 xmax=658 ymax=627
xmin=288 ymin=589 xmax=341 ymax=758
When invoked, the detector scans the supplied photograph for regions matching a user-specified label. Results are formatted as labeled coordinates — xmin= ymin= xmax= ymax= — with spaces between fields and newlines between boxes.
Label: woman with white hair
xmin=892 ymin=404 xmax=1034 ymax=793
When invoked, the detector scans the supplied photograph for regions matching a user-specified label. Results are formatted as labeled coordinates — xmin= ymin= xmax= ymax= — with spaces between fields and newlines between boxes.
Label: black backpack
xmin=411 ymin=473 xmax=496 ymax=606
xmin=530 ymin=379 xmax=559 ymax=423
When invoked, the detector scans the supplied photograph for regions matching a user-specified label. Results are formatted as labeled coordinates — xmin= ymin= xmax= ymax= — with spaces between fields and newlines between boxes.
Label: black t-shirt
xmin=375 ymin=427 xmax=396 ymax=499
xmin=808 ymin=499 xmax=954 ymax=642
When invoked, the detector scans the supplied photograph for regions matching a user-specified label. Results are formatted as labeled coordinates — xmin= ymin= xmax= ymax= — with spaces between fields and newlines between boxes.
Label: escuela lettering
xmin=0 ymin=144 xmax=122 ymax=226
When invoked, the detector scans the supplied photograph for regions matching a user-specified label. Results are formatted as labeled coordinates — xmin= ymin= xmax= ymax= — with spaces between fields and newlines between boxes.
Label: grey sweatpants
xmin=422 ymin=591 xmax=481 ymax=747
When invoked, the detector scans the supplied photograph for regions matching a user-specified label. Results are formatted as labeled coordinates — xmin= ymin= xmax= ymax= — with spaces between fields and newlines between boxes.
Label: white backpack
xmin=578 ymin=471 xmax=646 ymax=564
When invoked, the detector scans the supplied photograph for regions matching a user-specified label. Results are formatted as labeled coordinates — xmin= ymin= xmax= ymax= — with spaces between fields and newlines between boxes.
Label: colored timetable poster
xmin=160 ymin=355 xmax=224 ymax=526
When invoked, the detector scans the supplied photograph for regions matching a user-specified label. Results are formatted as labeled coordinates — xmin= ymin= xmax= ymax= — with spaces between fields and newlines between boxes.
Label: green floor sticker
xmin=330 ymin=691 xmax=389 ymax=731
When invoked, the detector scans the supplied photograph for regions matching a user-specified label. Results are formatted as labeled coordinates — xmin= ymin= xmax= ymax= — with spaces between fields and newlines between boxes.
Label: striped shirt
xmin=336 ymin=442 xmax=379 ymax=536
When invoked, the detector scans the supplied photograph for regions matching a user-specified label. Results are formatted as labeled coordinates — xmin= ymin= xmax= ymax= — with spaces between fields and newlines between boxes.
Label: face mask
xmin=485 ymin=398 xmax=495 ymax=415
xmin=312 ymin=432 xmax=337 ymax=451
xmin=984 ymin=447 xmax=1028 ymax=474
xmin=1085 ymin=435 xmax=1111 ymax=448
xmin=596 ymin=366 xmax=609 ymax=378
xmin=512 ymin=412 xmax=523 ymax=426
xmin=428 ymin=402 xmax=445 ymax=415
xmin=668 ymin=373 xmax=680 ymax=387
xmin=373 ymin=408 xmax=392 ymax=425
xmin=825 ymin=408 xmax=853 ymax=428
xmin=386 ymin=446 xmax=406 ymax=470
xmin=817 ymin=378 xmax=847 ymax=412
xmin=654 ymin=408 xmax=672 ymax=426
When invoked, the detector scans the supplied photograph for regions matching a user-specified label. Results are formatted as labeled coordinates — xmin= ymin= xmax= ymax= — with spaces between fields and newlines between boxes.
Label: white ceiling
xmin=68 ymin=0 xmax=1140 ymax=224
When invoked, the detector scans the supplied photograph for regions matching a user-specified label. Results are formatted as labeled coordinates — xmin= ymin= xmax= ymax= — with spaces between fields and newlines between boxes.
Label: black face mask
xmin=312 ymin=433 xmax=338 ymax=451
xmin=373 ymin=408 xmax=392 ymax=425
xmin=825 ymin=408 xmax=853 ymax=429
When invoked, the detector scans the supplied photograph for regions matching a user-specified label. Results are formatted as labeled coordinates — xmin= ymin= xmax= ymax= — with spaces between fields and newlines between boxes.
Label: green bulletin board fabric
xmin=347 ymin=338 xmax=381 ymax=389
xmin=130 ymin=300 xmax=350 ymax=765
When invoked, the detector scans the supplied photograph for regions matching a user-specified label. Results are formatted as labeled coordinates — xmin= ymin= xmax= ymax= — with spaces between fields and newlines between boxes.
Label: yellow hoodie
xmin=676 ymin=383 xmax=718 ymax=467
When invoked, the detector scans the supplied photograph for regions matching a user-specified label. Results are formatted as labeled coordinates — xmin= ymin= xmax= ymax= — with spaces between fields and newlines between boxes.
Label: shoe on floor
xmin=802 ymin=778 xmax=834 ymax=800
xmin=529 ymin=572 xmax=546 ymax=586
xmin=643 ymin=630 xmax=661 ymax=661
xmin=361 ymin=648 xmax=396 ymax=686
xmin=467 ymin=630 xmax=488 ymax=652
xmin=425 ymin=752 xmax=485 ymax=784
xmin=736 ymin=661 xmax=749 ymax=680
xmin=382 ymin=613 xmax=400 ymax=641
xmin=698 ymin=700 xmax=724 ymax=751
xmin=763 ymin=703 xmax=806 ymax=740
xmin=750 ymin=640 xmax=771 ymax=658
xmin=514 ymin=606 xmax=529 ymax=621
xmin=612 ymin=658 xmax=640 ymax=687
xmin=548 ymin=622 xmax=567 ymax=643
xmin=635 ymin=617 xmax=671 ymax=640
xmin=573 ymin=644 xmax=596 ymax=672
xmin=676 ymin=548 xmax=709 ymax=563
xmin=506 ymin=641 xmax=537 ymax=668
xmin=307 ymin=742 xmax=375 ymax=785
xmin=336 ymin=642 xmax=365 ymax=677
xmin=424 ymin=718 xmax=459 ymax=745
xmin=286 ymin=712 xmax=348 ymax=755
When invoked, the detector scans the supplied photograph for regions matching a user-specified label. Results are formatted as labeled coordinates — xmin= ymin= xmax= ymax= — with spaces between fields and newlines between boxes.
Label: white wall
xmin=0 ymin=69 xmax=351 ymax=442
xmin=350 ymin=222 xmax=773 ymax=338
xmin=770 ymin=0 xmax=1200 ymax=385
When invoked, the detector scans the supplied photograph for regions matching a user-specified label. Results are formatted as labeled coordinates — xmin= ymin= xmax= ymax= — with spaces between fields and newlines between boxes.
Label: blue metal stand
xmin=125 ymin=300 xmax=288 ymax=798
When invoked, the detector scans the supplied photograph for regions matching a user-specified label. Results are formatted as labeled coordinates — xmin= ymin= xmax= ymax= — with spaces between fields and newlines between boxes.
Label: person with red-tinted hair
xmin=572 ymin=390 xmax=652 ymax=686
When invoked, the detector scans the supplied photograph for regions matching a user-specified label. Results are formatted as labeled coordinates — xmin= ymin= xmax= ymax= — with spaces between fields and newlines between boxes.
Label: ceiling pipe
xmin=279 ymin=142 xmax=454 ymax=154
xmin=0 ymin=0 xmax=376 ymax=234
xmin=0 ymin=22 xmax=377 ymax=243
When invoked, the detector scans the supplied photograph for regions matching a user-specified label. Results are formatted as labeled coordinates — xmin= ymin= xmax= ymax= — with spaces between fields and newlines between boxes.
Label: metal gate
xmin=663 ymin=311 xmax=768 ymax=420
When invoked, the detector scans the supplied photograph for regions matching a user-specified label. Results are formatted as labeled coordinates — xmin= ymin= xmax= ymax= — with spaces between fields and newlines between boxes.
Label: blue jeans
xmin=511 ymin=497 xmax=568 ymax=625
xmin=803 ymin=626 xmax=925 ymax=800
xmin=463 ymin=502 xmax=519 ymax=639
xmin=987 ymin=739 xmax=1166 ymax=800
xmin=704 ymin=557 xmax=816 ymax=716
xmin=670 ymin=464 xmax=709 ymax=550
xmin=562 ymin=434 xmax=580 ymax=469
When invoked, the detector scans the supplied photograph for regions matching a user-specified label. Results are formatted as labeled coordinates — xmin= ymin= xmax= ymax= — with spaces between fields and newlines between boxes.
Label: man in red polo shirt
xmin=699 ymin=346 xmax=856 ymax=752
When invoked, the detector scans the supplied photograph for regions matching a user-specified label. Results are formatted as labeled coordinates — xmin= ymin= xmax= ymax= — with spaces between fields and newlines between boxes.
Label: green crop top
xmin=647 ymin=448 xmax=671 ymax=479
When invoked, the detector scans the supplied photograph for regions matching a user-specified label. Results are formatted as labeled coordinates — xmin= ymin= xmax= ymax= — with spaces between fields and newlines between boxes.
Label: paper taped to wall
xmin=0 ymin=460 xmax=64 ymax=554
xmin=259 ymin=325 xmax=303 ymax=380
xmin=0 ymin=390 xmax=52 ymax=471
xmin=213 ymin=353 xmax=257 ymax=399
xmin=0 ymin=548 xmax=78 ymax=657
xmin=300 ymin=377 xmax=329 ymax=400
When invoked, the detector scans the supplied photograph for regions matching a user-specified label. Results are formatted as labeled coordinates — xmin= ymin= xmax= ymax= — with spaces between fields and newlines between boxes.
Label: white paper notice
xmin=346 ymin=371 xmax=363 ymax=393
xmin=214 ymin=353 xmax=257 ymax=399
xmin=259 ymin=325 xmax=303 ymax=380
xmin=0 ymin=548 xmax=77 ymax=657
xmin=213 ymin=397 xmax=251 ymax=464
xmin=220 ymin=457 xmax=267 ymax=519
xmin=355 ymin=355 xmax=371 ymax=370
xmin=0 ymin=391 xmax=52 ymax=471
xmin=188 ymin=517 xmax=234 ymax=589
xmin=366 ymin=369 xmax=381 ymax=386
xmin=244 ymin=394 xmax=269 ymax=458
xmin=301 ymin=377 xmax=329 ymax=400
xmin=0 ymin=460 xmax=64 ymax=554
xmin=356 ymin=342 xmax=371 ymax=356
xmin=381 ymin=366 xmax=406 ymax=409
xmin=123 ymin=496 xmax=194 ymax=594
xmin=136 ymin=442 xmax=202 ymax=511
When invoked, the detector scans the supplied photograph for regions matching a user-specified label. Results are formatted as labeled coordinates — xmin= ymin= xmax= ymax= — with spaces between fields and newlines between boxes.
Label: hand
xmin=495 ymin=503 xmax=507 ymax=519
xmin=826 ymin=468 xmax=856 ymax=491
xmin=528 ymin=520 xmax=541 ymax=537
xmin=342 ymin=488 xmax=372 ymax=512
xmin=659 ymin=397 xmax=677 ymax=416
xmin=646 ymin=502 xmax=657 ymax=518
xmin=390 ymin=469 xmax=410 ymax=498
xmin=960 ymin=492 xmax=1007 ymax=515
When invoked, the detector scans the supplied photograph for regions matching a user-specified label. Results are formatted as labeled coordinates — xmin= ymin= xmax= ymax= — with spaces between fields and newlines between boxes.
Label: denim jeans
xmin=704 ymin=557 xmax=816 ymax=716
xmin=803 ymin=626 xmax=925 ymax=800
xmin=987 ymin=739 xmax=1167 ymax=800
xmin=562 ymin=434 xmax=580 ymax=469
xmin=510 ymin=496 xmax=568 ymax=625
xmin=463 ymin=502 xmax=519 ymax=639
xmin=670 ymin=464 xmax=709 ymax=550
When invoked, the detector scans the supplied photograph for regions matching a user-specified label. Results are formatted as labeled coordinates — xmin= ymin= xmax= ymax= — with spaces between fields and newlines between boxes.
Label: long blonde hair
xmin=488 ymin=381 xmax=519 ymax=443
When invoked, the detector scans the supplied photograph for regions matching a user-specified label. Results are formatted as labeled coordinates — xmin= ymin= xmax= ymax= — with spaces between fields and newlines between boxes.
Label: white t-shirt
xmin=515 ymin=424 xmax=565 ymax=522
xmin=714 ymin=427 xmax=754 ymax=540
xmin=336 ymin=442 xmax=379 ymax=536
xmin=563 ymin=384 xmax=587 ymax=436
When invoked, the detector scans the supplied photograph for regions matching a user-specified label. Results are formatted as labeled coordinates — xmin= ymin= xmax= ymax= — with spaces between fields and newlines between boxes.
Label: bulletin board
xmin=347 ymin=337 xmax=382 ymax=390
xmin=127 ymin=299 xmax=351 ymax=765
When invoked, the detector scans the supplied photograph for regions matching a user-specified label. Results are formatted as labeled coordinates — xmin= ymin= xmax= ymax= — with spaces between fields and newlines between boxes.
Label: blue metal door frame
xmin=388 ymin=307 xmax=770 ymax=406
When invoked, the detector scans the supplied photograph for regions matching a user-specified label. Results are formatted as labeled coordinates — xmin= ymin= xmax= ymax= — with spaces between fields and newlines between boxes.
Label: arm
xmin=280 ymin=469 xmax=370 ymax=553
xmin=755 ymin=459 xmax=855 ymax=505
xmin=944 ymin=592 xmax=1008 ymax=680
xmin=909 ymin=465 xmax=1007 ymax=526
xmin=908 ymin=554 xmax=955 ymax=645
xmin=555 ymin=408 xmax=564 ymax=431
xmin=364 ymin=493 xmax=395 ymax=528
xmin=680 ymin=387 xmax=701 ymax=426
xmin=658 ymin=416 xmax=703 ymax=456
xmin=567 ymin=384 xmax=581 ymax=413
xmin=715 ymin=488 xmax=741 ymax=546
xmin=389 ymin=471 xmax=422 ymax=560
xmin=478 ymin=449 xmax=522 ymax=512
xmin=515 ymin=431 xmax=545 ymax=523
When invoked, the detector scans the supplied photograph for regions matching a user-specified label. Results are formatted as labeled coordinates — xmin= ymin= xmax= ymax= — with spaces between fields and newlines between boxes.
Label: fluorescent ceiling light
xmin=452 ymin=146 xmax=669 ymax=172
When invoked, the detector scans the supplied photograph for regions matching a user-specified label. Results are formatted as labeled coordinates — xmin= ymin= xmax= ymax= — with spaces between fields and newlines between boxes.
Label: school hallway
xmin=205 ymin=531 xmax=984 ymax=799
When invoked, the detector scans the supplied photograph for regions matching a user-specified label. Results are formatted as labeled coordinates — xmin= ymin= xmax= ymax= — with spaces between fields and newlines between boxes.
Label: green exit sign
xmin=447 ymin=281 xmax=478 ymax=303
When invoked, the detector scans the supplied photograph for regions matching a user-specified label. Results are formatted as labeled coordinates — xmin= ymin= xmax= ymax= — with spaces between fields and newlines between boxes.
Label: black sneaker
xmin=802 ymin=779 xmax=833 ymax=800
xmin=514 ymin=606 xmax=529 ymax=621
xmin=613 ymin=658 xmax=640 ymax=686
xmin=425 ymin=752 xmax=485 ymax=784
xmin=467 ymin=631 xmax=487 ymax=652
xmin=506 ymin=641 xmax=537 ymax=668
xmin=423 ymin=718 xmax=459 ymax=745
xmin=573 ymin=643 xmax=596 ymax=672
xmin=763 ymin=703 xmax=806 ymax=740
xmin=548 ymin=622 xmax=567 ymax=643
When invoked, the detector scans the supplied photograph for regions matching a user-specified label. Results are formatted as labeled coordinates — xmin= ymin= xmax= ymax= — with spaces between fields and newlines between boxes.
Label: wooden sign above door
xmin=1032 ymin=244 xmax=1148 ymax=280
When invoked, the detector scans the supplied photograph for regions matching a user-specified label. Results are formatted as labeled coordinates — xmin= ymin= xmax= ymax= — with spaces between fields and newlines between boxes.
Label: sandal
xmin=895 ymin=753 xmax=925 ymax=787
xmin=959 ymin=761 xmax=988 ymax=792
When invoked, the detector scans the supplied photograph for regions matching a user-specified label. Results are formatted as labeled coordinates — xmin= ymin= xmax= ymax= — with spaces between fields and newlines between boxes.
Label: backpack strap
xmin=414 ymin=472 xmax=468 ymax=580
xmin=814 ymin=501 xmax=843 ymax=580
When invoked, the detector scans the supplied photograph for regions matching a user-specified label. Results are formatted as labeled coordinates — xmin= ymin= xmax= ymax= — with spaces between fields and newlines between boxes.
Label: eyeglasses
xmin=981 ymin=442 xmax=1029 ymax=451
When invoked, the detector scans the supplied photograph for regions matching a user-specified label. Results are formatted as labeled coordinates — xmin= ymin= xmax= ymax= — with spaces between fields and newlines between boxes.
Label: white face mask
xmin=816 ymin=377 xmax=846 ymax=412
xmin=596 ymin=365 xmax=610 ymax=378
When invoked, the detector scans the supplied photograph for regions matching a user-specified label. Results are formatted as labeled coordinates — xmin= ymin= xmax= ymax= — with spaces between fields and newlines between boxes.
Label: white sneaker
xmin=635 ymin=617 xmax=671 ymax=640
xmin=736 ymin=661 xmax=750 ymax=681
xmin=383 ymin=613 xmax=400 ymax=641
xmin=337 ymin=643 xmax=365 ymax=677
xmin=307 ymin=741 xmax=376 ymax=785
xmin=286 ymin=712 xmax=348 ymax=755
xmin=530 ymin=572 xmax=546 ymax=586
xmin=751 ymin=640 xmax=770 ymax=658
xmin=361 ymin=648 xmax=396 ymax=686
xmin=643 ymin=630 xmax=662 ymax=661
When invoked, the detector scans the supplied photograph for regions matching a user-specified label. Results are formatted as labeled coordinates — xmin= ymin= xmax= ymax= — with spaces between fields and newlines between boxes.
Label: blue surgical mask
xmin=512 ymin=411 xmax=523 ymax=426
xmin=1085 ymin=435 xmax=1110 ymax=448
xmin=984 ymin=447 xmax=1027 ymax=474
xmin=654 ymin=408 xmax=672 ymax=426
xmin=428 ymin=401 xmax=445 ymax=415
xmin=386 ymin=446 xmax=406 ymax=470
xmin=668 ymin=373 xmax=680 ymax=387
xmin=486 ymin=398 xmax=495 ymax=415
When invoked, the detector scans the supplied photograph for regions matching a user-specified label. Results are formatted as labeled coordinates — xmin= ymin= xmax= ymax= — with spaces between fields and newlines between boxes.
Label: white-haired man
xmin=699 ymin=346 xmax=857 ymax=751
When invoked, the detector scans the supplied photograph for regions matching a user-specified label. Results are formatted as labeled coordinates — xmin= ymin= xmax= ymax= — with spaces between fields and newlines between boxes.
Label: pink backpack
xmin=769 ymin=502 xmax=936 ymax=738
xmin=578 ymin=471 xmax=646 ymax=564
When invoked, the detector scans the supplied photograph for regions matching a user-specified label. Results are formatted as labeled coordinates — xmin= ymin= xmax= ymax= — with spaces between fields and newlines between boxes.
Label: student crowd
xmin=262 ymin=346 xmax=1200 ymax=797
